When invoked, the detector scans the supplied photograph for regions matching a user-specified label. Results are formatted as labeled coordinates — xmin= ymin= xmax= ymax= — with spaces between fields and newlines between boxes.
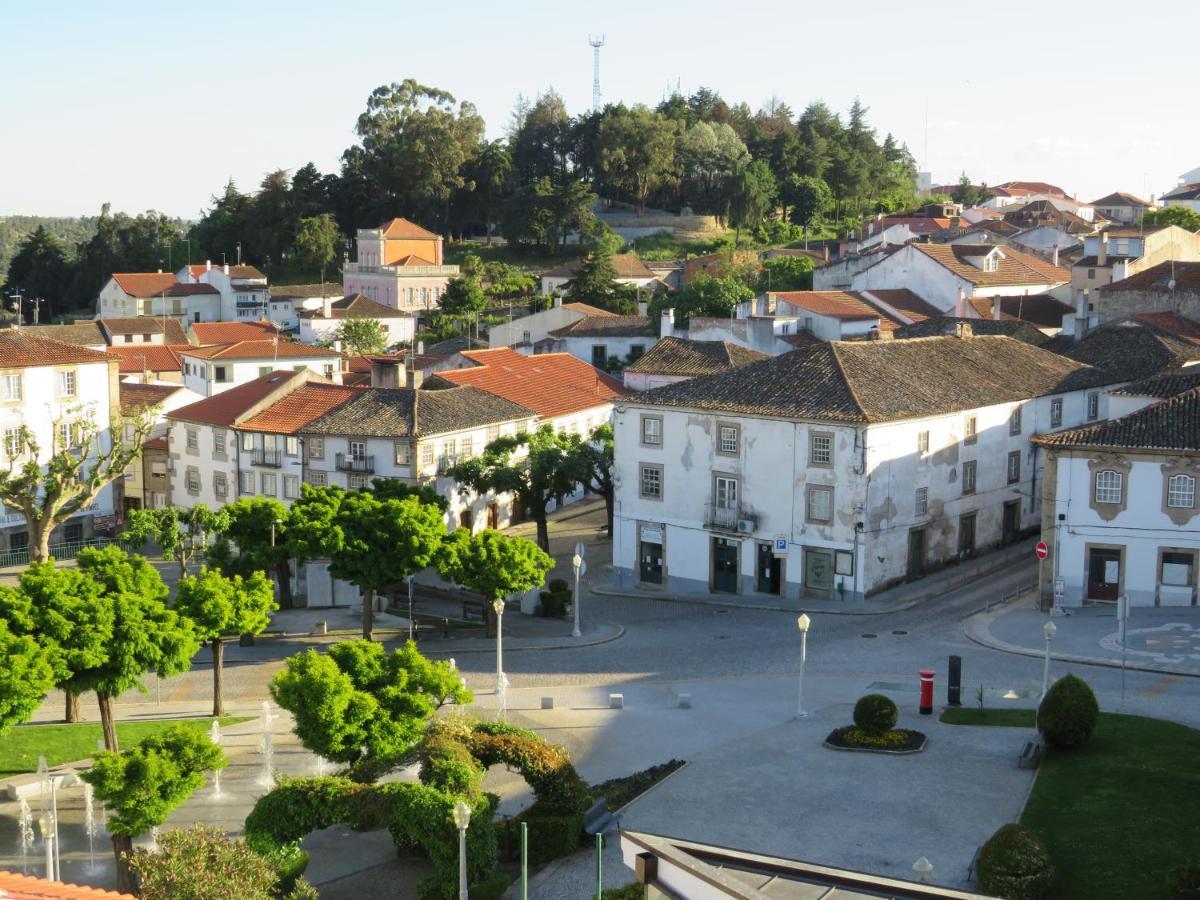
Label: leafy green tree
xmin=483 ymin=261 xmax=536 ymax=300
xmin=332 ymin=316 xmax=389 ymax=355
xmin=597 ymin=105 xmax=679 ymax=213
xmin=564 ymin=251 xmax=620 ymax=310
xmin=452 ymin=425 xmax=582 ymax=552
xmin=501 ymin=177 xmax=597 ymax=250
xmin=758 ymin=255 xmax=814 ymax=293
xmin=441 ymin=274 xmax=488 ymax=318
xmin=174 ymin=568 xmax=276 ymax=716
xmin=204 ymin=496 xmax=294 ymax=605
xmin=783 ymin=175 xmax=834 ymax=242
xmin=271 ymin=640 xmax=469 ymax=777
xmin=122 ymin=504 xmax=229 ymax=579
xmin=438 ymin=530 xmax=554 ymax=635
xmin=679 ymin=121 xmax=750 ymax=215
xmin=509 ymin=90 xmax=571 ymax=186
xmin=457 ymin=139 xmax=512 ymax=243
xmin=0 ymin=409 xmax=155 ymax=562
xmin=648 ymin=274 xmax=754 ymax=331
xmin=4 ymin=226 xmax=71 ymax=310
xmin=570 ymin=423 xmax=615 ymax=535
xmin=74 ymin=546 xmax=200 ymax=750
xmin=726 ymin=160 xmax=777 ymax=244
xmin=0 ymin=618 xmax=55 ymax=735
xmin=366 ymin=477 xmax=448 ymax=511
xmin=1143 ymin=206 xmax=1200 ymax=231
xmin=293 ymin=213 xmax=340 ymax=274
xmin=955 ymin=171 xmax=980 ymax=207
xmin=82 ymin=726 xmax=226 ymax=893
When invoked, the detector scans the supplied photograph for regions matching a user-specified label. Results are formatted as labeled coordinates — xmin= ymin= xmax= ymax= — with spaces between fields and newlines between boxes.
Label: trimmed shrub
xmin=1168 ymin=861 xmax=1200 ymax=899
xmin=853 ymin=694 xmax=898 ymax=736
xmin=975 ymin=823 xmax=1054 ymax=900
xmin=515 ymin=801 xmax=586 ymax=865
xmin=548 ymin=578 xmax=570 ymax=594
xmin=1038 ymin=673 xmax=1099 ymax=751
xmin=420 ymin=733 xmax=484 ymax=795
xmin=539 ymin=590 xmax=569 ymax=618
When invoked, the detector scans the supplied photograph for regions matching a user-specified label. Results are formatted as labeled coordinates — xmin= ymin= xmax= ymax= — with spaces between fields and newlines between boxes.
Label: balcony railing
xmin=336 ymin=453 xmax=375 ymax=474
xmin=252 ymin=449 xmax=282 ymax=467
xmin=705 ymin=502 xmax=750 ymax=532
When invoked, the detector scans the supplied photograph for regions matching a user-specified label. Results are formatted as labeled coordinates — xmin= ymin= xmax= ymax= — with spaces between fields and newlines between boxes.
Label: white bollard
xmin=609 ymin=693 xmax=624 ymax=709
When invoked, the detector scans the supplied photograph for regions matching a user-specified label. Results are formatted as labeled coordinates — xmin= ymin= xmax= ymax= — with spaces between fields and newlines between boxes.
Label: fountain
xmin=35 ymin=756 xmax=49 ymax=813
xmin=17 ymin=798 xmax=34 ymax=874
xmin=209 ymin=721 xmax=225 ymax=798
xmin=83 ymin=782 xmax=101 ymax=874
xmin=257 ymin=701 xmax=275 ymax=754
xmin=257 ymin=730 xmax=274 ymax=788
xmin=313 ymin=755 xmax=329 ymax=778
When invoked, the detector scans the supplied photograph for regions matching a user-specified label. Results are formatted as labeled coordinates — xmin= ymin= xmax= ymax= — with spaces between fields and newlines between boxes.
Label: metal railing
xmin=705 ymin=502 xmax=746 ymax=532
xmin=0 ymin=537 xmax=114 ymax=569
xmin=253 ymin=449 xmax=282 ymax=467
xmin=335 ymin=453 xmax=375 ymax=474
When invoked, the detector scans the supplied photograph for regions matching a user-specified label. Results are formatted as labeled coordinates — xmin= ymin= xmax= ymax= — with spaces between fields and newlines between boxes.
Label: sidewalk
xmin=593 ymin=537 xmax=1039 ymax=615
xmin=965 ymin=596 xmax=1200 ymax=677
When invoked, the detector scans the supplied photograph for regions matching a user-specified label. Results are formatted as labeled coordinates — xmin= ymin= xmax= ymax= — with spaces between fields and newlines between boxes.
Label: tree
xmin=293 ymin=213 xmax=340 ymax=274
xmin=955 ymin=171 xmax=980 ymax=207
xmin=441 ymin=274 xmax=488 ymax=319
xmin=81 ymin=726 xmax=225 ymax=893
xmin=366 ymin=477 xmax=448 ymax=511
xmin=563 ymin=251 xmax=620 ymax=310
xmin=1143 ymin=206 xmax=1200 ymax=231
xmin=332 ymin=317 xmax=389 ymax=355
xmin=205 ymin=497 xmax=293 ymax=607
xmin=74 ymin=546 xmax=200 ymax=750
xmin=726 ymin=160 xmax=777 ymax=244
xmin=597 ymin=105 xmax=679 ymax=213
xmin=648 ymin=274 xmax=754 ymax=331
xmin=5 ymin=226 xmax=71 ymax=310
xmin=570 ymin=423 xmax=615 ymax=535
xmin=783 ymin=175 xmax=834 ymax=243
xmin=0 ymin=408 xmax=154 ymax=562
xmin=758 ymin=255 xmax=814 ymax=293
xmin=271 ymin=640 xmax=469 ymax=776
xmin=0 ymin=618 xmax=55 ymax=735
xmin=452 ymin=425 xmax=582 ymax=552
xmin=501 ymin=177 xmax=597 ymax=251
xmin=438 ymin=530 xmax=554 ymax=636
xmin=174 ymin=568 xmax=276 ymax=717
xmin=122 ymin=504 xmax=229 ymax=579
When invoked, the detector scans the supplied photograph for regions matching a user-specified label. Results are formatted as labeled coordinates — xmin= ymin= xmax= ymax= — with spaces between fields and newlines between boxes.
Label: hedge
xmin=975 ymin=823 xmax=1054 ymax=900
xmin=1038 ymin=674 xmax=1099 ymax=751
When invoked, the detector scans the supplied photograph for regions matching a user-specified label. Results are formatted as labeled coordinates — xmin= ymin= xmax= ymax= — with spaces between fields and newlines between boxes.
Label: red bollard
xmin=919 ymin=669 xmax=935 ymax=715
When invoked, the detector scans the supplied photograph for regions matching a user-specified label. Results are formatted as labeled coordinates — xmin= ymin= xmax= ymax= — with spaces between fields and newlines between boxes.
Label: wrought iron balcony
xmin=336 ymin=453 xmax=375 ymax=474
xmin=705 ymin=502 xmax=752 ymax=533
xmin=252 ymin=449 xmax=282 ymax=467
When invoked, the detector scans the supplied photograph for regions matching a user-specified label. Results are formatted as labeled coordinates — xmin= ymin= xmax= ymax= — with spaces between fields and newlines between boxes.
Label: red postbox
xmin=919 ymin=669 xmax=935 ymax=715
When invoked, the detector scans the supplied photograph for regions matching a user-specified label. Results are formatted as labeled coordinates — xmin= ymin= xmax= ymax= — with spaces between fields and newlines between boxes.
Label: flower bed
xmin=824 ymin=726 xmax=927 ymax=754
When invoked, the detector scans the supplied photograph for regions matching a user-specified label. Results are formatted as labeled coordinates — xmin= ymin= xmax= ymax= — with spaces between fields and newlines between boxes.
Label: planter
xmin=823 ymin=726 xmax=927 ymax=755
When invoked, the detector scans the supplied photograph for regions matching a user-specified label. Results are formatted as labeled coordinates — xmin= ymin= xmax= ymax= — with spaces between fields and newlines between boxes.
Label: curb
xmin=963 ymin=608 xmax=1200 ymax=679
xmin=589 ymin=586 xmax=920 ymax=616
xmin=419 ymin=623 xmax=626 ymax=655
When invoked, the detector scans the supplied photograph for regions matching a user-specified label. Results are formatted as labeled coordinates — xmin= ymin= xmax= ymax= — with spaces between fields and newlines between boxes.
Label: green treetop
xmin=0 ymin=618 xmax=55 ymax=735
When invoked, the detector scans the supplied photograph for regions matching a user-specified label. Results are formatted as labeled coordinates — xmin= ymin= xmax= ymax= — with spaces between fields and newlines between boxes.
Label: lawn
xmin=940 ymin=707 xmax=1036 ymax=727
xmin=1019 ymin=714 xmax=1200 ymax=899
xmin=0 ymin=716 xmax=251 ymax=775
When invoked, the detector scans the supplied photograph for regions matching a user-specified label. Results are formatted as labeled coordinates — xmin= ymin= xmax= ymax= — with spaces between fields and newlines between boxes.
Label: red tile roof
xmin=1134 ymin=312 xmax=1200 ymax=345
xmin=992 ymin=181 xmax=1069 ymax=198
xmin=182 ymin=339 xmax=339 ymax=361
xmin=236 ymin=382 xmax=361 ymax=434
xmin=913 ymin=244 xmax=1070 ymax=286
xmin=390 ymin=253 xmax=438 ymax=267
xmin=110 ymin=273 xmax=178 ymax=297
xmin=0 ymin=869 xmax=135 ymax=898
xmin=860 ymin=289 xmax=942 ymax=324
xmin=108 ymin=344 xmax=184 ymax=374
xmin=435 ymin=348 xmax=626 ymax=418
xmin=1100 ymin=260 xmax=1200 ymax=292
xmin=774 ymin=291 xmax=886 ymax=323
xmin=562 ymin=302 xmax=618 ymax=317
xmin=190 ymin=321 xmax=280 ymax=343
xmin=296 ymin=293 xmax=409 ymax=320
xmin=0 ymin=331 xmax=114 ymax=367
xmin=143 ymin=436 xmax=168 ymax=450
xmin=380 ymin=218 xmax=440 ymax=240
xmin=169 ymin=370 xmax=306 ymax=426
xmin=542 ymin=254 xmax=656 ymax=280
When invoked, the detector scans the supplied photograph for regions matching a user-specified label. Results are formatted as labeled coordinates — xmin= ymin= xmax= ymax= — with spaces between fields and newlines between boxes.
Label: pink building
xmin=342 ymin=218 xmax=459 ymax=312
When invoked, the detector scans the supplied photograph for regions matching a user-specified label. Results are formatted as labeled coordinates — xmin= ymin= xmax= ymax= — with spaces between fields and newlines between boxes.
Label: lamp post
xmin=796 ymin=613 xmax=811 ymax=718
xmin=38 ymin=816 xmax=54 ymax=882
xmin=407 ymin=574 xmax=416 ymax=643
xmin=572 ymin=542 xmax=586 ymax=638
xmin=493 ymin=598 xmax=507 ymax=706
xmin=1041 ymin=619 xmax=1057 ymax=700
xmin=452 ymin=799 xmax=471 ymax=900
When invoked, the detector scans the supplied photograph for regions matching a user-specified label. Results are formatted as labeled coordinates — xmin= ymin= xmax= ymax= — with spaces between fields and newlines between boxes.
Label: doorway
xmin=711 ymin=538 xmax=739 ymax=593
xmin=958 ymin=513 xmax=977 ymax=559
xmin=1002 ymin=500 xmax=1020 ymax=545
xmin=907 ymin=528 xmax=926 ymax=580
xmin=1087 ymin=547 xmax=1122 ymax=601
xmin=486 ymin=503 xmax=499 ymax=530
xmin=640 ymin=539 xmax=663 ymax=585
xmin=756 ymin=542 xmax=782 ymax=595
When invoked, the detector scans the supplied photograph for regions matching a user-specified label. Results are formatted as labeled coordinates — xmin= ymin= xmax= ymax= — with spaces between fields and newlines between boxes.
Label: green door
xmin=712 ymin=538 xmax=739 ymax=593
xmin=804 ymin=549 xmax=833 ymax=595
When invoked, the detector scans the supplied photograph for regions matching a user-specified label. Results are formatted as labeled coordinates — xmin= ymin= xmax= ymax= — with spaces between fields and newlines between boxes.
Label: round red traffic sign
xmin=1035 ymin=541 xmax=1049 ymax=559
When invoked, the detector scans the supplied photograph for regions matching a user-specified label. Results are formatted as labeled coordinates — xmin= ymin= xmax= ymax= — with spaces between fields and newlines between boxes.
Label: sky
xmin=1 ymin=0 xmax=1193 ymax=219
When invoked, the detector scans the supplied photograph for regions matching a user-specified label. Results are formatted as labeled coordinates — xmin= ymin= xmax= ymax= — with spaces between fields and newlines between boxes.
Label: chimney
xmin=417 ymin=340 xmax=425 ymax=355
xmin=955 ymin=286 xmax=968 ymax=318
xmin=661 ymin=308 xmax=675 ymax=338
xmin=323 ymin=296 xmax=333 ymax=319
xmin=407 ymin=367 xmax=424 ymax=390
xmin=1097 ymin=233 xmax=1108 ymax=267
xmin=223 ymin=263 xmax=230 ymax=275
xmin=553 ymin=296 xmax=562 ymax=309
xmin=1074 ymin=288 xmax=1090 ymax=343
xmin=157 ymin=268 xmax=162 ymax=274
xmin=823 ymin=245 xmax=830 ymax=263
xmin=1052 ymin=245 xmax=1059 ymax=267
xmin=637 ymin=299 xmax=648 ymax=316
xmin=993 ymin=298 xmax=1002 ymax=321
xmin=955 ymin=322 xmax=974 ymax=340
xmin=205 ymin=260 xmax=212 ymax=272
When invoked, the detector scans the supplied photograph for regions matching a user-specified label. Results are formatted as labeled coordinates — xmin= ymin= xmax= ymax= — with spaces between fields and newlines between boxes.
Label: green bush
xmin=975 ymin=823 xmax=1054 ymax=900
xmin=601 ymin=885 xmax=644 ymax=900
xmin=420 ymin=734 xmax=484 ymax=795
xmin=515 ymin=801 xmax=585 ymax=864
xmin=853 ymin=694 xmax=898 ymax=736
xmin=1168 ymin=861 xmax=1200 ymax=899
xmin=539 ymin=590 xmax=569 ymax=618
xmin=548 ymin=578 xmax=570 ymax=594
xmin=1038 ymin=674 xmax=1099 ymax=751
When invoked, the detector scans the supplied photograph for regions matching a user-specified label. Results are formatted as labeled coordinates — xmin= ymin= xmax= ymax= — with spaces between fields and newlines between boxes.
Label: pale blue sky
xmin=1 ymin=0 xmax=1192 ymax=218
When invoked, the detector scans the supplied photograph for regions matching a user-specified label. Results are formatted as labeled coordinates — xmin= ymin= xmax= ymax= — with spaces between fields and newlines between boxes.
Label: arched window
xmin=1167 ymin=474 xmax=1196 ymax=509
xmin=1095 ymin=469 xmax=1123 ymax=505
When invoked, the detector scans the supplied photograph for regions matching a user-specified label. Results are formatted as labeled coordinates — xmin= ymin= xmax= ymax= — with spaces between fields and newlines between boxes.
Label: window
xmin=958 ymin=513 xmax=977 ymax=556
xmin=964 ymin=415 xmax=977 ymax=445
xmin=240 ymin=471 xmax=255 ymax=495
xmin=185 ymin=469 xmax=201 ymax=495
xmin=241 ymin=432 xmax=254 ymax=451
xmin=714 ymin=474 xmax=739 ymax=510
xmin=4 ymin=427 xmax=21 ymax=458
xmin=214 ymin=431 xmax=226 ymax=455
xmin=285 ymin=436 xmax=300 ymax=456
xmin=639 ymin=464 xmax=663 ymax=499
xmin=323 ymin=365 xmax=335 ymax=380
xmin=962 ymin=460 xmax=977 ymax=495
xmin=56 ymin=422 xmax=73 ymax=451
xmin=1 ymin=373 xmax=21 ymax=401
xmin=346 ymin=440 xmax=366 ymax=462
xmin=186 ymin=428 xmax=199 ymax=452
xmin=1050 ymin=398 xmax=1063 ymax=428
xmin=308 ymin=436 xmax=325 ymax=459
xmin=1095 ymin=469 xmax=1122 ymax=504
xmin=806 ymin=485 xmax=833 ymax=523
xmin=284 ymin=474 xmax=300 ymax=499
xmin=915 ymin=486 xmax=928 ymax=516
xmin=810 ymin=433 xmax=833 ymax=467
xmin=917 ymin=431 xmax=929 ymax=454
xmin=1168 ymin=474 xmax=1196 ymax=509
xmin=1009 ymin=407 xmax=1022 ymax=436
xmin=1007 ymin=451 xmax=1021 ymax=484
xmin=460 ymin=436 xmax=474 ymax=459
xmin=1162 ymin=551 xmax=1195 ymax=586
xmin=1087 ymin=392 xmax=1099 ymax=421
xmin=717 ymin=424 xmax=740 ymax=456
xmin=259 ymin=366 xmax=272 ymax=377
xmin=307 ymin=470 xmax=327 ymax=487
xmin=1087 ymin=267 xmax=1096 ymax=279
xmin=394 ymin=442 xmax=410 ymax=465
xmin=123 ymin=423 xmax=136 ymax=442
xmin=591 ymin=345 xmax=608 ymax=368
xmin=630 ymin=344 xmax=645 ymax=360
xmin=123 ymin=465 xmax=135 ymax=481
xmin=641 ymin=415 xmax=663 ymax=447
xmin=214 ymin=365 xmax=228 ymax=382
xmin=260 ymin=473 xmax=277 ymax=495
xmin=57 ymin=369 xmax=77 ymax=397
xmin=486 ymin=424 xmax=500 ymax=444
xmin=151 ymin=461 xmax=167 ymax=476
xmin=421 ymin=444 xmax=435 ymax=467
xmin=214 ymin=472 xmax=227 ymax=498
xmin=349 ymin=474 xmax=369 ymax=490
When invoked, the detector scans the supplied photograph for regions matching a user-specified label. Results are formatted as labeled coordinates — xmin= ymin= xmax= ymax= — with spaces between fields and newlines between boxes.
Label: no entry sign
xmin=1035 ymin=541 xmax=1049 ymax=559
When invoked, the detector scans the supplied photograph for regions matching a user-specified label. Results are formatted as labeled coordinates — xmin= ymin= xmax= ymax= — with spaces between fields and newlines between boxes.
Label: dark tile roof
xmin=1092 ymin=192 xmax=1151 ymax=207
xmin=624 ymin=336 xmax=770 ymax=376
xmin=1162 ymin=183 xmax=1200 ymax=202
xmin=118 ymin=382 xmax=184 ymax=412
xmin=894 ymin=317 xmax=1050 ymax=345
xmin=1053 ymin=318 xmax=1200 ymax=380
xmin=1035 ymin=387 xmax=1200 ymax=452
xmin=631 ymin=333 xmax=1117 ymax=424
xmin=1073 ymin=255 xmax=1134 ymax=269
xmin=966 ymin=294 xmax=1075 ymax=328
xmin=99 ymin=317 xmax=188 ymax=343
xmin=270 ymin=283 xmax=343 ymax=299
xmin=860 ymin=289 xmax=942 ymax=323
xmin=306 ymin=385 xmax=534 ymax=438
xmin=1110 ymin=368 xmax=1200 ymax=398
xmin=26 ymin=321 xmax=106 ymax=346
xmin=1099 ymin=260 xmax=1200 ymax=292
xmin=549 ymin=315 xmax=655 ymax=339
xmin=542 ymin=254 xmax=655 ymax=280
xmin=425 ymin=336 xmax=489 ymax=355
xmin=297 ymin=293 xmax=410 ymax=320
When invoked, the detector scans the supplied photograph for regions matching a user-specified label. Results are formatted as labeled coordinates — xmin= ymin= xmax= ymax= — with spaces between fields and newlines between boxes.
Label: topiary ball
xmin=1038 ymin=673 xmax=1099 ymax=751
xmin=853 ymin=694 xmax=898 ymax=736
xmin=975 ymin=823 xmax=1054 ymax=900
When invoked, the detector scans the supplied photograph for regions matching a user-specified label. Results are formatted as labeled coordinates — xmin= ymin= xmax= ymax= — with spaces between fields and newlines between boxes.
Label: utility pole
xmin=588 ymin=35 xmax=606 ymax=111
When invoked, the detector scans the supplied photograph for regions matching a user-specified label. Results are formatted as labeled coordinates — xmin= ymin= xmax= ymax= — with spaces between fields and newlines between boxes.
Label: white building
xmin=342 ymin=218 xmax=459 ymax=311
xmin=622 ymin=336 xmax=769 ymax=391
xmin=539 ymin=254 xmax=658 ymax=296
xmin=180 ymin=340 xmax=342 ymax=396
xmin=177 ymin=263 xmax=270 ymax=321
xmin=543 ymin=315 xmax=656 ymax=369
xmin=1036 ymin=385 xmax=1200 ymax=607
xmin=488 ymin=300 xmax=616 ymax=350
xmin=1161 ymin=183 xmax=1200 ymax=213
xmin=613 ymin=327 xmax=1120 ymax=601
xmin=268 ymin=283 xmax=343 ymax=331
xmin=98 ymin=273 xmax=220 ymax=321
xmin=297 ymin=294 xmax=415 ymax=348
xmin=0 ymin=332 xmax=123 ymax=552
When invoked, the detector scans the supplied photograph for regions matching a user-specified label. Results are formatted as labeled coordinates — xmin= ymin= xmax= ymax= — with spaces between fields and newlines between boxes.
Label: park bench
xmin=1018 ymin=740 xmax=1042 ymax=770
xmin=461 ymin=597 xmax=487 ymax=622
xmin=583 ymin=798 xmax=620 ymax=836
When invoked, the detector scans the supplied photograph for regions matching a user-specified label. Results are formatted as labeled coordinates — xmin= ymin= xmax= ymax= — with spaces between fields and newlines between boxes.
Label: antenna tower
xmin=588 ymin=35 xmax=605 ymax=111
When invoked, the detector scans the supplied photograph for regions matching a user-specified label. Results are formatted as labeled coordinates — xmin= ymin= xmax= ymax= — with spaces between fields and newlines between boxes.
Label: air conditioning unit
xmin=737 ymin=519 xmax=755 ymax=534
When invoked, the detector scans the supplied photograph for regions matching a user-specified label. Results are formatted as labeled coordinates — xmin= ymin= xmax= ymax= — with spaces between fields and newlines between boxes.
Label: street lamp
xmin=493 ymin=598 xmax=507 ymax=704
xmin=407 ymin=574 xmax=416 ymax=643
xmin=38 ymin=815 xmax=55 ymax=882
xmin=572 ymin=542 xmax=586 ymax=638
xmin=1041 ymin=619 xmax=1057 ymax=700
xmin=796 ymin=614 xmax=811 ymax=718
xmin=452 ymin=799 xmax=471 ymax=900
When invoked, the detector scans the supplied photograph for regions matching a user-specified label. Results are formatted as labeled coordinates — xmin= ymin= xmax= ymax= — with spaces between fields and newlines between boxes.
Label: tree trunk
xmin=30 ymin=519 xmax=51 ymax=563
xmin=275 ymin=559 xmax=293 ymax=610
xmin=97 ymin=692 xmax=118 ymax=752
xmin=211 ymin=639 xmax=224 ymax=718
xmin=534 ymin=514 xmax=550 ymax=552
xmin=111 ymin=833 xmax=135 ymax=894
xmin=604 ymin=491 xmax=614 ymax=537
xmin=65 ymin=691 xmax=81 ymax=724
xmin=362 ymin=588 xmax=374 ymax=642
